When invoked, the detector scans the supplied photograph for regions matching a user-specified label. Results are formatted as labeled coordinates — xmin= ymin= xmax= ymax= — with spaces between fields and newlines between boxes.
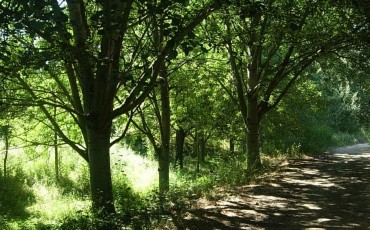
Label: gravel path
xmin=174 ymin=144 xmax=370 ymax=229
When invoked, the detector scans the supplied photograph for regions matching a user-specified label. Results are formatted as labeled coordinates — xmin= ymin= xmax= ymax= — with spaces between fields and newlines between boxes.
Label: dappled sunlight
xmin=246 ymin=194 xmax=289 ymax=209
xmin=179 ymin=144 xmax=370 ymax=229
xmin=282 ymin=177 xmax=341 ymax=188
xmin=301 ymin=203 xmax=321 ymax=210
xmin=222 ymin=208 xmax=268 ymax=220
xmin=333 ymin=152 xmax=370 ymax=160
xmin=268 ymin=182 xmax=282 ymax=187
xmin=331 ymin=143 xmax=370 ymax=155
xmin=301 ymin=168 xmax=320 ymax=175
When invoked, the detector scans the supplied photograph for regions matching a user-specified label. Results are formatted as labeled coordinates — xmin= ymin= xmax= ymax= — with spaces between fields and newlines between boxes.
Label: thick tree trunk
xmin=87 ymin=127 xmax=115 ymax=216
xmin=246 ymin=93 xmax=262 ymax=170
xmin=246 ymin=23 xmax=262 ymax=170
xmin=158 ymin=73 xmax=170 ymax=194
xmin=175 ymin=127 xmax=185 ymax=169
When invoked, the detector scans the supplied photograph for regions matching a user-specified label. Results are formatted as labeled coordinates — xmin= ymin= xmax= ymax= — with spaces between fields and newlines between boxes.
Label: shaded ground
xmin=173 ymin=144 xmax=370 ymax=229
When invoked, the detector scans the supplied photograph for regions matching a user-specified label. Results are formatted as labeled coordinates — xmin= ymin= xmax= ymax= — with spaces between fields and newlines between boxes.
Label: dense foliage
xmin=0 ymin=0 xmax=369 ymax=229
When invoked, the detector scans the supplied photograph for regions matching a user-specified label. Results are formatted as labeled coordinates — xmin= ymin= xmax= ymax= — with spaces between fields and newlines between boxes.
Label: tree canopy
xmin=0 ymin=0 xmax=369 ymax=228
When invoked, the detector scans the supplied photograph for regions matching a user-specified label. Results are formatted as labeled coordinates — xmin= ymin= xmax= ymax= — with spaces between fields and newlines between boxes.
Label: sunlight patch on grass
xmin=111 ymin=146 xmax=158 ymax=193
xmin=26 ymin=182 xmax=89 ymax=222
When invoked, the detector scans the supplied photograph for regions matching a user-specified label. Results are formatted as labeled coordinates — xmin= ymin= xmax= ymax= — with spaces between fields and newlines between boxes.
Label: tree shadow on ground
xmin=0 ymin=174 xmax=36 ymax=220
xmin=173 ymin=144 xmax=370 ymax=229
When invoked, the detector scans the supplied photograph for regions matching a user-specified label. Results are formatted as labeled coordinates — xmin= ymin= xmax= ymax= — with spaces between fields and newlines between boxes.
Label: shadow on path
xmin=175 ymin=144 xmax=370 ymax=229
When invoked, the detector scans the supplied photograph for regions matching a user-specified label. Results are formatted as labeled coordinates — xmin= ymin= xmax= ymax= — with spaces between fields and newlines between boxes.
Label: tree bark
xmin=246 ymin=95 xmax=262 ymax=170
xmin=87 ymin=126 xmax=115 ymax=216
xmin=246 ymin=36 xmax=262 ymax=169
xmin=158 ymin=70 xmax=170 ymax=194
xmin=175 ymin=127 xmax=185 ymax=169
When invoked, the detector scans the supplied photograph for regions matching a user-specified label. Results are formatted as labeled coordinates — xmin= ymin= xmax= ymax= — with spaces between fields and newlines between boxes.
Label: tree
xmin=216 ymin=0 xmax=361 ymax=169
xmin=0 ymin=0 xmax=229 ymax=217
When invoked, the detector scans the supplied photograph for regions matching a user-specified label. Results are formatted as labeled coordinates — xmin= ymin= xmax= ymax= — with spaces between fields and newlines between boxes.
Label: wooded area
xmin=0 ymin=0 xmax=369 ymax=229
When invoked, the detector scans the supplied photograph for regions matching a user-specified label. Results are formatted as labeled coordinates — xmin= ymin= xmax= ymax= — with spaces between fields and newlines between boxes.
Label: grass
xmin=3 ymin=134 xmax=360 ymax=229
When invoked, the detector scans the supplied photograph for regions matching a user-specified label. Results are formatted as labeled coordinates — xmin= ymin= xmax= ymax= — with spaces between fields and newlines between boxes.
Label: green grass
xmin=0 ymin=142 xmax=317 ymax=229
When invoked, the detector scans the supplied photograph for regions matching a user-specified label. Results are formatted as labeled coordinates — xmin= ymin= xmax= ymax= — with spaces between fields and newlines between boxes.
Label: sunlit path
xmin=176 ymin=144 xmax=370 ymax=229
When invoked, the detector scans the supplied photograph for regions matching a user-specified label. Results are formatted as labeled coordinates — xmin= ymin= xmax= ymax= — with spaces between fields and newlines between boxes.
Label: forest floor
xmin=167 ymin=143 xmax=370 ymax=229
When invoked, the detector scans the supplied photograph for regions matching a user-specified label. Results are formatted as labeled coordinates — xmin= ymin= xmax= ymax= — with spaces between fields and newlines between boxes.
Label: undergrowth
xmin=0 ymin=143 xmax=318 ymax=229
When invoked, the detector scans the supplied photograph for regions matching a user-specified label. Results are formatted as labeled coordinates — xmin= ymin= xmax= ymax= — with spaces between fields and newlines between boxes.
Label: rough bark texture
xmin=87 ymin=127 xmax=115 ymax=215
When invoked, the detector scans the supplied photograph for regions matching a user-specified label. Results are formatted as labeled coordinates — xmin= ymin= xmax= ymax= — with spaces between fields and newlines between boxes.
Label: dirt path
xmin=174 ymin=144 xmax=370 ymax=229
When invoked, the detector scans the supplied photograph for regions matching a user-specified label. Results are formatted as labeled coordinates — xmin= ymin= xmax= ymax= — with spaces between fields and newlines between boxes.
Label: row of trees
xmin=0 ymin=0 xmax=369 ymax=222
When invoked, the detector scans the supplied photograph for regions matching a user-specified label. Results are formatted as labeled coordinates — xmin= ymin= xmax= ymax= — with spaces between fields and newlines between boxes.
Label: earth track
xmin=173 ymin=144 xmax=370 ymax=229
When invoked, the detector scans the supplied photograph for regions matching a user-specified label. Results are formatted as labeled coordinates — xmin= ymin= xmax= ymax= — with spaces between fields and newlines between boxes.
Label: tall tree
xmin=217 ymin=0 xmax=360 ymax=169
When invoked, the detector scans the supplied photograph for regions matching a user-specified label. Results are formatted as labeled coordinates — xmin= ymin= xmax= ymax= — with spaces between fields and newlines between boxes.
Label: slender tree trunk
xmin=175 ymin=127 xmax=185 ymax=169
xmin=195 ymin=132 xmax=200 ymax=173
xmin=199 ymin=134 xmax=206 ymax=163
xmin=4 ymin=127 xmax=9 ymax=179
xmin=241 ymin=133 xmax=247 ymax=155
xmin=230 ymin=138 xmax=235 ymax=154
xmin=87 ymin=127 xmax=115 ymax=216
xmin=158 ymin=70 xmax=170 ymax=194
xmin=54 ymin=129 xmax=59 ymax=182
xmin=54 ymin=105 xmax=60 ymax=182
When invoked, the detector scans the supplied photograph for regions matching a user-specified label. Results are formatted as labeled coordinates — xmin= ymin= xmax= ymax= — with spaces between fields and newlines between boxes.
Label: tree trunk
xmin=195 ymin=132 xmax=200 ymax=173
xmin=54 ymin=105 xmax=60 ymax=182
xmin=241 ymin=133 xmax=247 ymax=155
xmin=54 ymin=129 xmax=60 ymax=182
xmin=199 ymin=134 xmax=206 ymax=163
xmin=246 ymin=22 xmax=262 ymax=170
xmin=158 ymin=71 xmax=170 ymax=194
xmin=3 ymin=127 xmax=9 ymax=179
xmin=246 ymin=92 xmax=262 ymax=170
xmin=87 ymin=127 xmax=115 ymax=216
xmin=229 ymin=138 xmax=235 ymax=154
xmin=175 ymin=127 xmax=185 ymax=169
